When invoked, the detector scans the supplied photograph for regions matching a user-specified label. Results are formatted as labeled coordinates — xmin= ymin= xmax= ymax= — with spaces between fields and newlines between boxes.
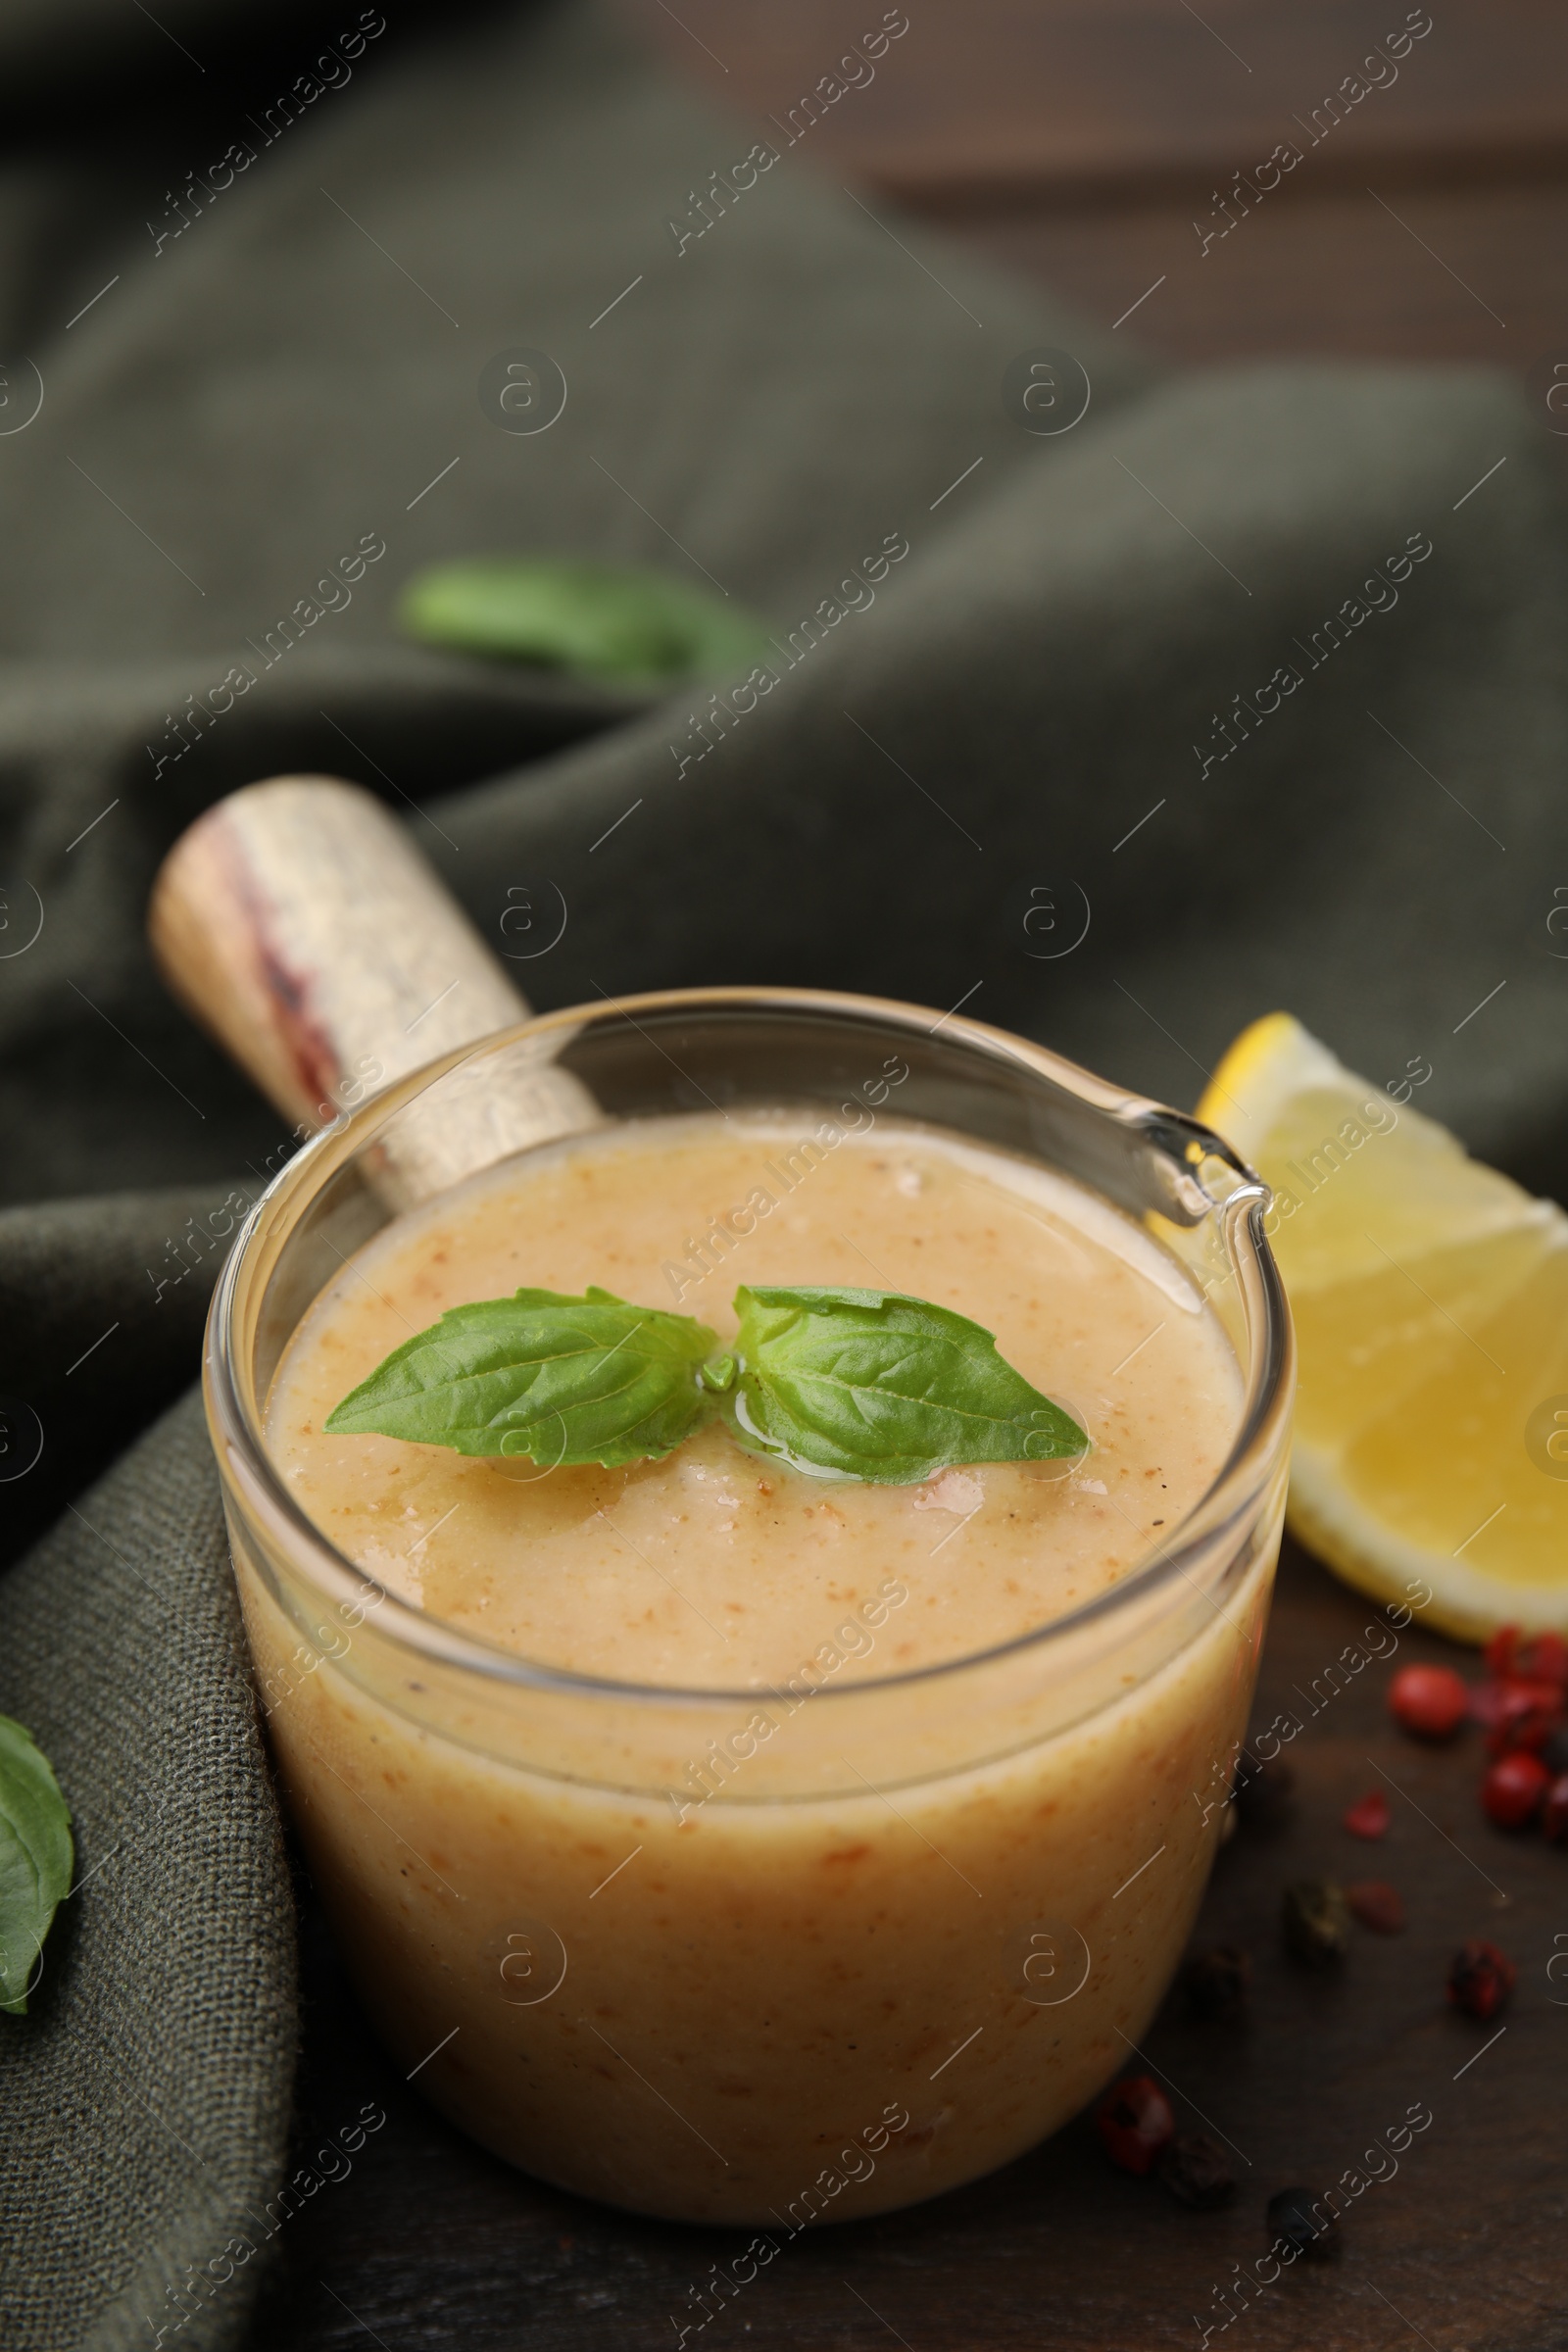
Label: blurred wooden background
xmin=625 ymin=0 xmax=1568 ymax=375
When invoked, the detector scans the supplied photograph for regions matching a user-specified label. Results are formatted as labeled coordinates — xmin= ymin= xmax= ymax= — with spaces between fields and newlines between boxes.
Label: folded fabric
xmin=1 ymin=0 xmax=1564 ymax=2342
xmin=0 ymin=1391 xmax=294 ymax=2352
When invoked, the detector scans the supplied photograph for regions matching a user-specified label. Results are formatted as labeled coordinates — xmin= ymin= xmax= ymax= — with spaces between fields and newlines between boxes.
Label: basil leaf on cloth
xmin=397 ymin=557 xmax=775 ymax=685
xmin=324 ymin=1287 xmax=721 ymax=1468
xmin=728 ymin=1286 xmax=1088 ymax=1484
xmin=0 ymin=1714 xmax=73 ymax=2018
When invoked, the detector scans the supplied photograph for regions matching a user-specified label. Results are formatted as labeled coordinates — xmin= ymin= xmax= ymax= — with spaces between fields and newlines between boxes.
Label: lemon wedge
xmin=1199 ymin=1012 xmax=1568 ymax=1642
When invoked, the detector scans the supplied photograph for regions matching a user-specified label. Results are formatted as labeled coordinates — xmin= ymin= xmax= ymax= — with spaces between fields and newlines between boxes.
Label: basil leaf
xmin=728 ymin=1286 xmax=1087 ymax=1484
xmin=0 ymin=1714 xmax=73 ymax=2017
xmin=323 ymin=1287 xmax=721 ymax=1468
xmin=396 ymin=557 xmax=775 ymax=686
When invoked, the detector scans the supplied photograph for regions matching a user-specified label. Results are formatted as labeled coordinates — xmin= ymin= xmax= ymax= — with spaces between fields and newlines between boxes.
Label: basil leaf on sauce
xmin=324 ymin=1283 xmax=1087 ymax=1487
xmin=0 ymin=1714 xmax=74 ymax=2018
xmin=727 ymin=1286 xmax=1087 ymax=1485
xmin=323 ymin=1287 xmax=721 ymax=1468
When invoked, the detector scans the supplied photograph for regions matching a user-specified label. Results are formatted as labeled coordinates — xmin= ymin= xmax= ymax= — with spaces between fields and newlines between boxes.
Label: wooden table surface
xmin=623 ymin=0 xmax=1568 ymax=374
xmin=248 ymin=9 xmax=1565 ymax=2345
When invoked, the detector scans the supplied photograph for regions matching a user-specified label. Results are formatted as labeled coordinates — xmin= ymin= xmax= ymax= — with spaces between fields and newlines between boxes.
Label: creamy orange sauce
xmin=236 ymin=1111 xmax=1277 ymax=2224
xmin=266 ymin=1116 xmax=1240 ymax=1686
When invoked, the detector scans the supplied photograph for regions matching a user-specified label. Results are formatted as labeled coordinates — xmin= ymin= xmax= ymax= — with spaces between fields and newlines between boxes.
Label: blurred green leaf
xmin=0 ymin=1713 xmax=73 ymax=2017
xmin=397 ymin=557 xmax=774 ymax=685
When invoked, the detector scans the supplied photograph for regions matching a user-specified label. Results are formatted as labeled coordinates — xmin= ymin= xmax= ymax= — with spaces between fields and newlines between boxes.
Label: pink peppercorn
xmin=1481 ymin=1749 xmax=1549 ymax=1829
xmin=1447 ymin=1939 xmax=1515 ymax=2020
xmin=1097 ymin=2076 xmax=1175 ymax=2175
xmin=1542 ymin=1773 xmax=1568 ymax=1843
xmin=1388 ymin=1663 xmax=1468 ymax=1740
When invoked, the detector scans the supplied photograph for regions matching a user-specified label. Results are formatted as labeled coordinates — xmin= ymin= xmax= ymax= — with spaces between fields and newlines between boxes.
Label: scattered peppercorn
xmin=1447 ymin=1938 xmax=1515 ymax=2020
xmin=1233 ymin=1754 xmax=1295 ymax=1828
xmin=1097 ymin=2075 xmax=1175 ymax=2175
xmin=1158 ymin=2132 xmax=1236 ymax=2210
xmin=1467 ymin=1679 xmax=1512 ymax=1729
xmin=1266 ymin=2185 xmax=1340 ymax=2260
xmin=1481 ymin=1749 xmax=1549 ymax=1829
xmin=1388 ymin=1663 xmax=1468 ymax=1740
xmin=1544 ymin=1773 xmax=1568 ymax=1843
xmin=1478 ymin=1678 xmax=1565 ymax=1757
xmin=1483 ymin=1625 xmax=1517 ymax=1678
xmin=1342 ymin=1788 xmax=1391 ymax=1839
xmin=1521 ymin=1631 xmax=1568 ymax=1688
xmin=1346 ymin=1879 xmax=1405 ymax=1934
xmin=1381 ymin=1631 xmax=1568 ymax=1846
xmin=1282 ymin=1877 xmax=1350 ymax=1966
xmin=1486 ymin=1625 xmax=1568 ymax=1688
xmin=1181 ymin=1944 xmax=1251 ymax=2022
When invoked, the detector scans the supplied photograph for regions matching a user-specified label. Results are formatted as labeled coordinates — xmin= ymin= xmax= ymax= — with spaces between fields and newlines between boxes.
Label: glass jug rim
xmin=205 ymin=983 xmax=1294 ymax=1708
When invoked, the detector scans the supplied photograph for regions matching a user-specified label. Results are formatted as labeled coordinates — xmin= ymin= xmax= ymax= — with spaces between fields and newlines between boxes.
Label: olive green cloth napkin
xmin=2 ymin=0 xmax=1566 ymax=2343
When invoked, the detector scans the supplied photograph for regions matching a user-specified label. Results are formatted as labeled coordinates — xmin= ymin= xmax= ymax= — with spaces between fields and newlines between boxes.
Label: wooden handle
xmin=148 ymin=774 xmax=599 ymax=1206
